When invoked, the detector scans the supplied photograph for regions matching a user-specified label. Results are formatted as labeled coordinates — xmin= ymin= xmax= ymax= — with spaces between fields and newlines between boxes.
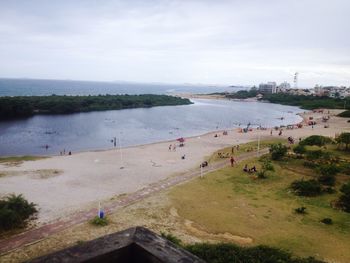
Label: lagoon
xmin=0 ymin=99 xmax=303 ymax=156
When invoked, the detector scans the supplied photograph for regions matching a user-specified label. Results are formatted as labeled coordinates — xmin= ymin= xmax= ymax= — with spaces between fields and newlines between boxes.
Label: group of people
xmin=243 ymin=164 xmax=257 ymax=173
xmin=59 ymin=149 xmax=72 ymax=156
xmin=231 ymin=145 xmax=240 ymax=153
xmin=168 ymin=144 xmax=177 ymax=151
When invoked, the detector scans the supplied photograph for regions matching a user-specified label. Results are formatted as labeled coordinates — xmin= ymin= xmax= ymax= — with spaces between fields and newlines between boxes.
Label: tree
xmin=338 ymin=182 xmax=350 ymax=212
xmin=336 ymin=132 xmax=350 ymax=150
xmin=269 ymin=143 xmax=288 ymax=160
xmin=300 ymin=135 xmax=332 ymax=147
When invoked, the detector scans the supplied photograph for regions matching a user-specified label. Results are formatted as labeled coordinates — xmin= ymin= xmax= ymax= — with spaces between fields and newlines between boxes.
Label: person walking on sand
xmin=230 ymin=156 xmax=235 ymax=167
xmin=173 ymin=145 xmax=176 ymax=151
xmin=168 ymin=144 xmax=172 ymax=151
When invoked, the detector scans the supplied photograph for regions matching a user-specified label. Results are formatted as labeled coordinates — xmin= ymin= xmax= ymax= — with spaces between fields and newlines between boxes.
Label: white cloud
xmin=0 ymin=0 xmax=349 ymax=87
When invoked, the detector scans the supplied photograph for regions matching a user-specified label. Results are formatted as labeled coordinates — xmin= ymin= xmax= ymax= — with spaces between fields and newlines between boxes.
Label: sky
xmin=0 ymin=0 xmax=349 ymax=87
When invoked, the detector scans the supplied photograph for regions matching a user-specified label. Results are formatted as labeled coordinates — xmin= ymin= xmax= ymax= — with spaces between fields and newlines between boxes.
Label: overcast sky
xmin=0 ymin=0 xmax=349 ymax=87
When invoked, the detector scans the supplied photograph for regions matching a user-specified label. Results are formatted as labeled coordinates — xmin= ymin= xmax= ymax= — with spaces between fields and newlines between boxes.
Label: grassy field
xmin=208 ymin=138 xmax=285 ymax=162
xmin=169 ymin=151 xmax=350 ymax=262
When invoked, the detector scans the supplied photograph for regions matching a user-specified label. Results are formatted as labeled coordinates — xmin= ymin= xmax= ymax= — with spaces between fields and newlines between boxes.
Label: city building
xmin=259 ymin=82 xmax=277 ymax=94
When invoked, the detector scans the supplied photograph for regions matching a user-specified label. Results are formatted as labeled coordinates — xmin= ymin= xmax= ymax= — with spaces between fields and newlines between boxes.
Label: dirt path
xmin=0 ymin=148 xmax=268 ymax=255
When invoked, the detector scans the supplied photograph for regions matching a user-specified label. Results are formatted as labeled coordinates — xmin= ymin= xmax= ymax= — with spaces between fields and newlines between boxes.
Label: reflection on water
xmin=0 ymin=99 xmax=303 ymax=156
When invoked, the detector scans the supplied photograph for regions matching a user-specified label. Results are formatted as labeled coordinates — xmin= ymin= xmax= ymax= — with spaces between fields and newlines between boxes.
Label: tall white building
xmin=259 ymin=82 xmax=277 ymax=94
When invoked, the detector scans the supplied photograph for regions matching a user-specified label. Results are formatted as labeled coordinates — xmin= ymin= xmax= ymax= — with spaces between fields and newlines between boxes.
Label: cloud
xmin=0 ymin=0 xmax=349 ymax=87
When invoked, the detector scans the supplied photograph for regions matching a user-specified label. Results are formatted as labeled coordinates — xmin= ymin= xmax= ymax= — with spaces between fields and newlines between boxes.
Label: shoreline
xmin=0 ymin=108 xmax=348 ymax=224
xmin=0 ymin=99 xmax=304 ymax=158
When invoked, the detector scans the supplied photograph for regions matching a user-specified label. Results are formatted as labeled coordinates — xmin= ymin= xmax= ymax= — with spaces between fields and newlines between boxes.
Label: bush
xmin=185 ymin=243 xmax=326 ymax=263
xmin=338 ymin=110 xmax=350 ymax=118
xmin=337 ymin=182 xmax=350 ymax=212
xmin=0 ymin=194 xmax=37 ymax=231
xmin=295 ymin=207 xmax=307 ymax=214
xmin=257 ymin=170 xmax=267 ymax=179
xmin=300 ymin=135 xmax=332 ymax=147
xmin=291 ymin=180 xmax=322 ymax=196
xmin=338 ymin=162 xmax=350 ymax=175
xmin=90 ymin=216 xmax=108 ymax=226
xmin=303 ymin=161 xmax=318 ymax=169
xmin=293 ymin=144 xmax=306 ymax=157
xmin=320 ymin=218 xmax=333 ymax=225
xmin=262 ymin=159 xmax=275 ymax=171
xmin=336 ymin=132 xmax=350 ymax=150
xmin=269 ymin=143 xmax=288 ymax=160
xmin=317 ymin=164 xmax=339 ymax=186
xmin=305 ymin=150 xmax=327 ymax=161
xmin=160 ymin=232 xmax=182 ymax=246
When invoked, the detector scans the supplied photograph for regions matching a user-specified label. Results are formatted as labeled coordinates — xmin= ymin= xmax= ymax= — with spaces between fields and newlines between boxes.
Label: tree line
xmin=0 ymin=94 xmax=192 ymax=120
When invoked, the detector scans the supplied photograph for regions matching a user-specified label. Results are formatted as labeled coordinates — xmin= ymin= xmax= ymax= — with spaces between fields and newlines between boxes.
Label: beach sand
xmin=0 ymin=109 xmax=349 ymax=223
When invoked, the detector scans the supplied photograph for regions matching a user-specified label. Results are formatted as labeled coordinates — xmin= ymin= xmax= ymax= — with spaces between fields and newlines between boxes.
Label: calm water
xmin=0 ymin=99 xmax=303 ymax=156
xmin=0 ymin=78 xmax=242 ymax=96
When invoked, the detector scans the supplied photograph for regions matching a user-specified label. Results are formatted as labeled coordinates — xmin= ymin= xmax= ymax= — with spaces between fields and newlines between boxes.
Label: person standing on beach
xmin=168 ymin=144 xmax=172 ymax=151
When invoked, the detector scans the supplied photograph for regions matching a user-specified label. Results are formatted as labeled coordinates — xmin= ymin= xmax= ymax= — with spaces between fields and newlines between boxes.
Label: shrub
xmin=295 ymin=207 xmax=307 ymax=214
xmin=300 ymin=135 xmax=332 ymax=147
xmin=293 ymin=144 xmax=306 ymax=156
xmin=160 ymin=232 xmax=182 ymax=246
xmin=336 ymin=132 xmax=350 ymax=150
xmin=262 ymin=159 xmax=275 ymax=171
xmin=303 ymin=161 xmax=318 ymax=169
xmin=305 ymin=150 xmax=326 ymax=161
xmin=337 ymin=182 xmax=350 ymax=212
xmin=324 ymin=187 xmax=336 ymax=194
xmin=338 ymin=162 xmax=350 ymax=175
xmin=185 ymin=243 xmax=326 ymax=263
xmin=0 ymin=194 xmax=37 ymax=231
xmin=320 ymin=218 xmax=333 ymax=225
xmin=90 ymin=216 xmax=108 ymax=226
xmin=269 ymin=143 xmax=288 ymax=160
xmin=317 ymin=164 xmax=339 ymax=186
xmin=338 ymin=110 xmax=350 ymax=118
xmin=257 ymin=170 xmax=267 ymax=179
xmin=291 ymin=179 xmax=322 ymax=196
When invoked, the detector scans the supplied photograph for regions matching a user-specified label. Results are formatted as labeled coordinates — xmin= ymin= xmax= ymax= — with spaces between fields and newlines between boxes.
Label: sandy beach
xmin=0 ymin=109 xmax=349 ymax=223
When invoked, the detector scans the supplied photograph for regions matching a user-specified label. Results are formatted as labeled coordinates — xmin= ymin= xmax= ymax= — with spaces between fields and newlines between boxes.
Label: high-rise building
xmin=259 ymin=82 xmax=277 ymax=94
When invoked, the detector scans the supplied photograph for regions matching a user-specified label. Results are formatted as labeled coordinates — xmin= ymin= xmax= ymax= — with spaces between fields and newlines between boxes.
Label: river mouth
xmin=0 ymin=99 xmax=303 ymax=156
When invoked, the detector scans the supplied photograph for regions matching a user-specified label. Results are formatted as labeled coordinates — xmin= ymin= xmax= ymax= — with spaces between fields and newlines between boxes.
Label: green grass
xmin=208 ymin=139 xmax=284 ymax=162
xmin=169 ymin=154 xmax=350 ymax=262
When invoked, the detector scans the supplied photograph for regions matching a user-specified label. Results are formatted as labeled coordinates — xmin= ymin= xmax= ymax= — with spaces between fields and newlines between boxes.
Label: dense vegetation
xmin=223 ymin=88 xmax=350 ymax=110
xmin=0 ymin=194 xmax=37 ymax=231
xmin=161 ymin=234 xmax=325 ymax=263
xmin=0 ymin=94 xmax=192 ymax=120
xmin=337 ymin=110 xmax=350 ymax=117
xmin=225 ymin=88 xmax=258 ymax=99
xmin=262 ymin=94 xmax=348 ymax=110
xmin=185 ymin=243 xmax=325 ymax=263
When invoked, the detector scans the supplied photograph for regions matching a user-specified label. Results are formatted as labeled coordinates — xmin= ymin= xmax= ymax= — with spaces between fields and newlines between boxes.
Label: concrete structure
xmin=259 ymin=82 xmax=277 ymax=94
xmin=277 ymin=82 xmax=291 ymax=93
xmin=28 ymin=227 xmax=205 ymax=263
